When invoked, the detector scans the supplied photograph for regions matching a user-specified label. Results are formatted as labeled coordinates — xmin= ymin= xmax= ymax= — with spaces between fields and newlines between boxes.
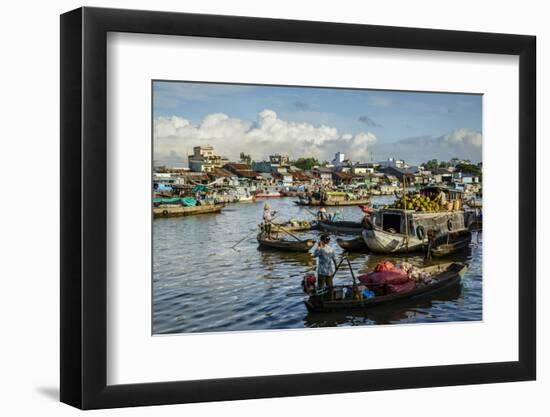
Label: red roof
xmin=223 ymin=163 xmax=259 ymax=179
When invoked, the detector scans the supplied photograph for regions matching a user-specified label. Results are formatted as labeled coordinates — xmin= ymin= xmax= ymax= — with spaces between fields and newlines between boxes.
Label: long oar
xmin=231 ymin=228 xmax=258 ymax=249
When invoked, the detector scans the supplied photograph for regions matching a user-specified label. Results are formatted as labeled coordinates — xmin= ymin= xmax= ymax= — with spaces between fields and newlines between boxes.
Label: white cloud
xmin=370 ymin=128 xmax=482 ymax=165
xmin=154 ymin=109 xmax=377 ymax=166
xmin=442 ymin=128 xmax=482 ymax=148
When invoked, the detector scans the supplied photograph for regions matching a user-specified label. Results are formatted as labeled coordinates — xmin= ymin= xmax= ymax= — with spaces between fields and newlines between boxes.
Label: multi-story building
xmin=188 ymin=145 xmax=226 ymax=172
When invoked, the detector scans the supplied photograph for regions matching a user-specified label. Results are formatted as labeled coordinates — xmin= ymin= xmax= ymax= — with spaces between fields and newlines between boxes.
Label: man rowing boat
xmin=262 ymin=203 xmax=276 ymax=239
xmin=312 ymin=234 xmax=338 ymax=298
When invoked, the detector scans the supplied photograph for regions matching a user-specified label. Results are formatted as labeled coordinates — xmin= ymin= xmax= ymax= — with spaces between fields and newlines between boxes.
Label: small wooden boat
xmin=153 ymin=203 xmax=225 ymax=218
xmin=336 ymin=236 xmax=368 ymax=251
xmin=430 ymin=230 xmax=472 ymax=257
xmin=322 ymin=198 xmax=370 ymax=207
xmin=318 ymin=220 xmax=364 ymax=235
xmin=304 ymin=262 xmax=467 ymax=312
xmin=294 ymin=198 xmax=370 ymax=207
xmin=257 ymin=233 xmax=314 ymax=252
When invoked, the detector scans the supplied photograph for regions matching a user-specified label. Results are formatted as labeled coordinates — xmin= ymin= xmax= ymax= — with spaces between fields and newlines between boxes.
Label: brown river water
xmin=153 ymin=196 xmax=482 ymax=334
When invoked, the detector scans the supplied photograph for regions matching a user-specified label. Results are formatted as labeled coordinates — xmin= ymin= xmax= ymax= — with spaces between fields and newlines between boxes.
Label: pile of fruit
xmin=389 ymin=195 xmax=442 ymax=212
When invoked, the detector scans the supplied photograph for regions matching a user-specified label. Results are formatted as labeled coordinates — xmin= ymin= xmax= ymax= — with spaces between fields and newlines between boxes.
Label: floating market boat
xmin=317 ymin=219 xmax=364 ymax=235
xmin=255 ymin=187 xmax=282 ymax=198
xmin=336 ymin=236 xmax=368 ymax=251
xmin=304 ymin=262 xmax=467 ymax=312
xmin=363 ymin=187 xmax=467 ymax=254
xmin=153 ymin=202 xmax=225 ymax=218
xmin=257 ymin=233 xmax=314 ymax=252
xmin=430 ymin=230 xmax=472 ymax=257
xmin=295 ymin=190 xmax=370 ymax=207
xmin=237 ymin=194 xmax=256 ymax=203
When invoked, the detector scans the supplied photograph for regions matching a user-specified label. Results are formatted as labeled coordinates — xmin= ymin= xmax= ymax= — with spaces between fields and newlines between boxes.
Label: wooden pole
xmin=402 ymin=176 xmax=410 ymax=254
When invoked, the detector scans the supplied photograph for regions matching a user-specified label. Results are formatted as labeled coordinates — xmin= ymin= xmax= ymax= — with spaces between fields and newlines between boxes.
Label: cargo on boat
xmin=272 ymin=220 xmax=312 ymax=233
xmin=304 ymin=262 xmax=467 ymax=312
xmin=257 ymin=233 xmax=314 ymax=252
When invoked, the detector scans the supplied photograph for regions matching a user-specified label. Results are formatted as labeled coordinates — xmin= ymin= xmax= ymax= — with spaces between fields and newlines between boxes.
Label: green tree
xmin=292 ymin=157 xmax=320 ymax=170
xmin=423 ymin=159 xmax=439 ymax=172
xmin=455 ymin=162 xmax=482 ymax=179
xmin=239 ymin=152 xmax=252 ymax=165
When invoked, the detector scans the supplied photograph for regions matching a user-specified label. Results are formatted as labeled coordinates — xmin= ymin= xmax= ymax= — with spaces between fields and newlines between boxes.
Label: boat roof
xmin=421 ymin=185 xmax=464 ymax=194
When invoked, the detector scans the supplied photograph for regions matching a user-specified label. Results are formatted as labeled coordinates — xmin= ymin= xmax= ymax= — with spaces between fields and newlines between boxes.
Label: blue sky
xmin=153 ymin=81 xmax=482 ymax=167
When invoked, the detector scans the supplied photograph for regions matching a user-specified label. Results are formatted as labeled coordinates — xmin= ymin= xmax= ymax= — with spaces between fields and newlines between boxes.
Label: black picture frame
xmin=60 ymin=6 xmax=536 ymax=410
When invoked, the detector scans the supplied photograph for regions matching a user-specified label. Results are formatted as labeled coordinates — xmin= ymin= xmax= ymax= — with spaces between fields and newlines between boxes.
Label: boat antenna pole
xmin=402 ymin=175 xmax=410 ymax=255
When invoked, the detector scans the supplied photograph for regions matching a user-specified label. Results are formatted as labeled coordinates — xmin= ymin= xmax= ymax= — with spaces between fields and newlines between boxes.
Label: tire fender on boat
xmin=162 ymin=209 xmax=169 ymax=217
xmin=447 ymin=219 xmax=453 ymax=231
xmin=416 ymin=225 xmax=425 ymax=240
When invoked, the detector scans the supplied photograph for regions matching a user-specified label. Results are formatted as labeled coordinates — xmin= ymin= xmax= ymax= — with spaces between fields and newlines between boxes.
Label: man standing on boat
xmin=316 ymin=207 xmax=329 ymax=221
xmin=262 ymin=203 xmax=276 ymax=239
xmin=313 ymin=234 xmax=338 ymax=298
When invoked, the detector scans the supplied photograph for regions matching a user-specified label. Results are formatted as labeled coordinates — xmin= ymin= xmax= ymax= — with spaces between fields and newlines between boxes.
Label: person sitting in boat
xmin=262 ymin=203 xmax=276 ymax=239
xmin=313 ymin=234 xmax=338 ymax=299
xmin=316 ymin=207 xmax=329 ymax=221
xmin=436 ymin=189 xmax=447 ymax=206
xmin=331 ymin=211 xmax=343 ymax=222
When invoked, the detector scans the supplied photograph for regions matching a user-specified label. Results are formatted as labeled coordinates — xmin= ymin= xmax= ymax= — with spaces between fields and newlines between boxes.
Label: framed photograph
xmin=60 ymin=7 xmax=536 ymax=409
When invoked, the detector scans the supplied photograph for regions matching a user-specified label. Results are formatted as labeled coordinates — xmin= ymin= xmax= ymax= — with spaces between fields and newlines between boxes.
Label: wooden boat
xmin=322 ymin=198 xmax=370 ymax=206
xmin=257 ymin=233 xmax=315 ymax=252
xmin=255 ymin=188 xmax=282 ymax=198
xmin=363 ymin=207 xmax=467 ymax=254
xmin=153 ymin=203 xmax=224 ymax=218
xmin=318 ymin=220 xmax=364 ymax=235
xmin=336 ymin=236 xmax=368 ymax=251
xmin=294 ymin=198 xmax=370 ymax=207
xmin=304 ymin=262 xmax=467 ymax=312
xmin=430 ymin=230 xmax=472 ymax=257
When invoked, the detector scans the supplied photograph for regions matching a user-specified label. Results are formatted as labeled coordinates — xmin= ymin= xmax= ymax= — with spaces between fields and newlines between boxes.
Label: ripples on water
xmin=153 ymin=197 xmax=482 ymax=334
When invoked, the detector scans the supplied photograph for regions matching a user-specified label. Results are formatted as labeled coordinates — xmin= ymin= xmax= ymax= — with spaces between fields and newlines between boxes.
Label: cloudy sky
xmin=153 ymin=81 xmax=482 ymax=167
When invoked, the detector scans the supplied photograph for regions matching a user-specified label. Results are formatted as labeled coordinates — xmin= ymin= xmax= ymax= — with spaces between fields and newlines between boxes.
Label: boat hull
xmin=153 ymin=203 xmax=224 ymax=218
xmin=257 ymin=234 xmax=314 ymax=252
xmin=362 ymin=228 xmax=425 ymax=254
xmin=318 ymin=220 xmax=364 ymax=235
xmin=336 ymin=236 xmax=368 ymax=251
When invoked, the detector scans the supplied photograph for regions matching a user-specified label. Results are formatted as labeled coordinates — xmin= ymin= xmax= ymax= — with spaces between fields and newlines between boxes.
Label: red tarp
xmin=358 ymin=261 xmax=414 ymax=295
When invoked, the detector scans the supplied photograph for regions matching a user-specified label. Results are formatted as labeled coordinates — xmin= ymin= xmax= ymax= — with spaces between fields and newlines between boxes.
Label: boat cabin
xmin=372 ymin=207 xmax=466 ymax=237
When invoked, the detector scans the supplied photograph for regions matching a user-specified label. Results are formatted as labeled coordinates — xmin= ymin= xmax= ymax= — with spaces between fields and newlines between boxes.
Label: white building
xmin=331 ymin=152 xmax=346 ymax=168
xmin=188 ymin=145 xmax=226 ymax=172
xmin=379 ymin=157 xmax=408 ymax=169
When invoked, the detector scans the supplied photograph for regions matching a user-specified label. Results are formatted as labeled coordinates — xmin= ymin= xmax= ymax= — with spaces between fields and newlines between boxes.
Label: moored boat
xmin=153 ymin=202 xmax=225 ymax=218
xmin=304 ymin=262 xmax=467 ymax=312
xmin=430 ymin=230 xmax=472 ymax=257
xmin=257 ymin=233 xmax=314 ymax=252
xmin=255 ymin=188 xmax=282 ymax=198
xmin=363 ymin=186 xmax=468 ymax=254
